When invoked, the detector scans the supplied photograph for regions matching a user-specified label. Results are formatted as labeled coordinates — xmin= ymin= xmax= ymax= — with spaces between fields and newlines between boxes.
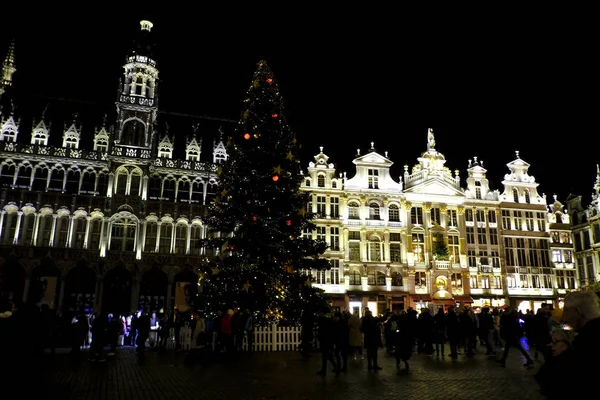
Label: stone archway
xmin=172 ymin=267 xmax=198 ymax=313
xmin=102 ymin=266 xmax=132 ymax=316
xmin=64 ymin=259 xmax=97 ymax=315
xmin=139 ymin=266 xmax=168 ymax=313
xmin=31 ymin=258 xmax=61 ymax=307
xmin=0 ymin=257 xmax=25 ymax=304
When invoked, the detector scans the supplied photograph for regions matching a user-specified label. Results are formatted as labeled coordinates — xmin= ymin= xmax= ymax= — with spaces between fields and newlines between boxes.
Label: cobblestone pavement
xmin=39 ymin=346 xmax=545 ymax=400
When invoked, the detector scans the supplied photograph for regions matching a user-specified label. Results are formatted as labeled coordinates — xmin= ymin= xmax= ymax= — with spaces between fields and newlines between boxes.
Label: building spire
xmin=0 ymin=39 xmax=17 ymax=98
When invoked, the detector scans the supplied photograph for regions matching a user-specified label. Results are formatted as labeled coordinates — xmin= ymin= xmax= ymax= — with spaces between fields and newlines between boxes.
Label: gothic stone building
xmin=0 ymin=20 xmax=231 ymax=316
xmin=301 ymin=130 xmax=577 ymax=315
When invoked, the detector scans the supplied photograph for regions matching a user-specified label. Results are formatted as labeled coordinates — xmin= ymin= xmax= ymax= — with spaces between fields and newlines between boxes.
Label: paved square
xmin=41 ymin=347 xmax=544 ymax=400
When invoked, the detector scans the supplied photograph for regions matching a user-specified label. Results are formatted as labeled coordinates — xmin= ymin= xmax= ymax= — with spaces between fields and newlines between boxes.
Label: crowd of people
xmin=2 ymin=290 xmax=600 ymax=399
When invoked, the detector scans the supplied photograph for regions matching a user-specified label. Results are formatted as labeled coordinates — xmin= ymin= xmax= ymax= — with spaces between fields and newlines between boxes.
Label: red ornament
xmin=244 ymin=133 xmax=251 ymax=140
xmin=286 ymin=219 xmax=292 ymax=226
xmin=272 ymin=175 xmax=279 ymax=182
xmin=271 ymin=113 xmax=278 ymax=119
xmin=266 ymin=78 xmax=273 ymax=83
xmin=252 ymin=216 xmax=257 ymax=221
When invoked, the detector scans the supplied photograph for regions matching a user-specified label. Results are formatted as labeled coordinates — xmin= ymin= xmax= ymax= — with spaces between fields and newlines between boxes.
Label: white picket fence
xmin=165 ymin=323 xmax=303 ymax=352
xmin=244 ymin=324 xmax=302 ymax=352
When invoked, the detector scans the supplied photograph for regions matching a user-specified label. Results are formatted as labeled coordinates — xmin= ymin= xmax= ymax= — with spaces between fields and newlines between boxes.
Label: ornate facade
xmin=301 ymin=130 xmax=577 ymax=314
xmin=565 ymin=167 xmax=600 ymax=291
xmin=0 ymin=20 xmax=231 ymax=316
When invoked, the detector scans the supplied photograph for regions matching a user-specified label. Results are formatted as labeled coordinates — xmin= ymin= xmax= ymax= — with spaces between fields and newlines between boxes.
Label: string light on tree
xmin=198 ymin=59 xmax=329 ymax=325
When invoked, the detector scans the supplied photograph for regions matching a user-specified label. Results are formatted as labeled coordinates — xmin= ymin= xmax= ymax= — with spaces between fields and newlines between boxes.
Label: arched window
xmin=18 ymin=212 xmax=36 ymax=245
xmin=0 ymin=163 xmax=15 ymax=187
xmin=36 ymin=214 xmax=54 ymax=246
xmin=55 ymin=216 xmax=70 ymax=247
xmin=513 ymin=188 xmax=519 ymax=203
xmin=368 ymin=236 xmax=382 ymax=261
xmin=391 ymin=272 xmax=403 ymax=286
xmin=65 ymin=169 xmax=80 ymax=194
xmin=110 ymin=217 xmax=137 ymax=252
xmin=96 ymin=173 xmax=109 ymax=196
xmin=121 ymin=119 xmax=145 ymax=147
xmin=88 ymin=218 xmax=103 ymax=250
xmin=317 ymin=175 xmax=325 ymax=188
xmin=144 ymin=222 xmax=158 ymax=252
xmin=16 ymin=164 xmax=32 ymax=188
xmin=348 ymin=201 xmax=360 ymax=219
xmin=72 ymin=217 xmax=87 ymax=248
xmin=349 ymin=271 xmax=361 ymax=285
xmin=115 ymin=169 xmax=128 ymax=195
xmin=1 ymin=211 xmax=17 ymax=244
xmin=49 ymin=169 xmax=64 ymax=191
xmin=177 ymin=180 xmax=191 ymax=203
xmin=388 ymin=204 xmax=400 ymax=222
xmin=174 ymin=224 xmax=188 ymax=254
xmin=158 ymin=223 xmax=172 ymax=253
xmin=475 ymin=181 xmax=482 ymax=199
xmin=162 ymin=178 xmax=176 ymax=201
xmin=80 ymin=170 xmax=96 ymax=193
xmin=148 ymin=176 xmax=162 ymax=199
xmin=135 ymin=76 xmax=143 ymax=95
xmin=191 ymin=180 xmax=203 ymax=203
xmin=130 ymin=169 xmax=142 ymax=196
xmin=31 ymin=167 xmax=48 ymax=191
xmin=369 ymin=203 xmax=380 ymax=220
xmin=525 ymin=189 xmax=531 ymax=204
xmin=190 ymin=224 xmax=203 ymax=255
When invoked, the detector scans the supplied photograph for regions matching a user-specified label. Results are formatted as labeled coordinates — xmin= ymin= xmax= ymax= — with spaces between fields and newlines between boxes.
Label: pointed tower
xmin=62 ymin=113 xmax=81 ymax=149
xmin=114 ymin=20 xmax=158 ymax=149
xmin=0 ymin=105 xmax=19 ymax=142
xmin=465 ymin=156 xmax=498 ymax=201
xmin=0 ymin=40 xmax=16 ymax=98
xmin=212 ymin=128 xmax=228 ymax=164
xmin=499 ymin=150 xmax=545 ymax=204
xmin=590 ymin=164 xmax=600 ymax=213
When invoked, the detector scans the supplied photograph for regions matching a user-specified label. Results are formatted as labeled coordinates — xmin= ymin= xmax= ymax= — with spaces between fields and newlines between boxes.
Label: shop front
xmin=511 ymin=297 xmax=557 ymax=313
xmin=471 ymin=297 xmax=506 ymax=309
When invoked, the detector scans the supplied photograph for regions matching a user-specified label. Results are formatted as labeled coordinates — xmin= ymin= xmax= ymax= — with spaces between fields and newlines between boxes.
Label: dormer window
xmin=33 ymin=137 xmax=46 ymax=146
xmin=305 ymin=179 xmax=310 ymax=187
xmin=475 ymin=181 xmax=481 ymax=199
xmin=525 ymin=189 xmax=531 ymax=204
xmin=513 ymin=188 xmax=519 ymax=203
xmin=368 ymin=169 xmax=379 ymax=189
xmin=65 ymin=139 xmax=77 ymax=149
xmin=331 ymin=181 xmax=336 ymax=189
xmin=317 ymin=175 xmax=325 ymax=188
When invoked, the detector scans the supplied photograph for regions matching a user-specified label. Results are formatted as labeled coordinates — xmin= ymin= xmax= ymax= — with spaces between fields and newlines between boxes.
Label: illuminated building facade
xmin=0 ymin=20 xmax=230 ymax=316
xmin=301 ymin=130 xmax=578 ymax=315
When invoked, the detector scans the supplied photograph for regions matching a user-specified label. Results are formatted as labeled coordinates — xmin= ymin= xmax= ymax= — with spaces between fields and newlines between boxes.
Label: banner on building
xmin=175 ymin=282 xmax=191 ymax=312
xmin=41 ymin=276 xmax=57 ymax=308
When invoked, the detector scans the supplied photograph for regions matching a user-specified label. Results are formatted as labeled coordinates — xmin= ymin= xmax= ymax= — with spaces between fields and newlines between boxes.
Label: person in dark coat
xmin=445 ymin=306 xmax=460 ymax=358
xmin=361 ymin=309 xmax=382 ymax=371
xmin=332 ymin=311 xmax=349 ymax=372
xmin=316 ymin=306 xmax=338 ymax=376
xmin=498 ymin=307 xmax=534 ymax=367
xmin=393 ymin=310 xmax=416 ymax=370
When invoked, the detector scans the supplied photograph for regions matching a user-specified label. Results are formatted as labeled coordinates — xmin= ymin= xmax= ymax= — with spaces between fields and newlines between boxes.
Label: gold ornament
xmin=286 ymin=151 xmax=294 ymax=161
xmin=212 ymin=266 xmax=221 ymax=275
xmin=242 ymin=281 xmax=251 ymax=292
xmin=273 ymin=165 xmax=282 ymax=175
xmin=298 ymin=207 xmax=307 ymax=217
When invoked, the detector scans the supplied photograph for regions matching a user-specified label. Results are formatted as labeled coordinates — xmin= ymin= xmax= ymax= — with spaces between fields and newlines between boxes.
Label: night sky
xmin=2 ymin=9 xmax=597 ymax=204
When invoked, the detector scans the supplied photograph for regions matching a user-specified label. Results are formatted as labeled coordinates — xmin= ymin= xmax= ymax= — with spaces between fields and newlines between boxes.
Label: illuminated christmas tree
xmin=199 ymin=60 xmax=329 ymax=325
